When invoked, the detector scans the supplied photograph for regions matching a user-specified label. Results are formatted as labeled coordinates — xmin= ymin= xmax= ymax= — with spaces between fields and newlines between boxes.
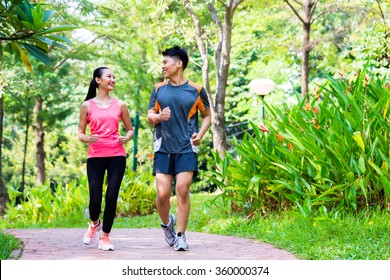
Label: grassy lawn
xmin=1 ymin=192 xmax=389 ymax=260
xmin=117 ymin=193 xmax=390 ymax=260
xmin=0 ymin=232 xmax=21 ymax=260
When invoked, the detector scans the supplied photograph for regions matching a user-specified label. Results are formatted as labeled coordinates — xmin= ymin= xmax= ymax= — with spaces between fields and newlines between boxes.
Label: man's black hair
xmin=162 ymin=46 xmax=189 ymax=70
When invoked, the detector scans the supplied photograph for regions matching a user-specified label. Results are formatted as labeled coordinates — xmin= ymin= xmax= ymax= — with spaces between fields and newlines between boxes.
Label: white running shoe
xmin=161 ymin=213 xmax=176 ymax=246
xmin=174 ymin=233 xmax=189 ymax=251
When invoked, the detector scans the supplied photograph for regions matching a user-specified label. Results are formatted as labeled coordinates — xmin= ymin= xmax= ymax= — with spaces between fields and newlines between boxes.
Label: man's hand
xmin=160 ymin=106 xmax=171 ymax=122
xmin=191 ymin=132 xmax=202 ymax=146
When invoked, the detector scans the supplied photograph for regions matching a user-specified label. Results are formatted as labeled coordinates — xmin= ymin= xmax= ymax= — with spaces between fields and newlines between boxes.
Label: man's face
xmin=161 ymin=56 xmax=181 ymax=79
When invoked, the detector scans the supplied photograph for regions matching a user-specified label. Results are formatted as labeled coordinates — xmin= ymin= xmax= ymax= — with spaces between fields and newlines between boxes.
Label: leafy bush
xmin=3 ymin=167 xmax=156 ymax=227
xmin=211 ymin=69 xmax=390 ymax=218
xmin=3 ymin=178 xmax=89 ymax=227
xmin=116 ymin=167 xmax=156 ymax=217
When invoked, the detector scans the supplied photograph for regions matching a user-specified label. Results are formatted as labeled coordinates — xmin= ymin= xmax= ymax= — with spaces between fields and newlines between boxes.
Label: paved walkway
xmin=5 ymin=228 xmax=298 ymax=260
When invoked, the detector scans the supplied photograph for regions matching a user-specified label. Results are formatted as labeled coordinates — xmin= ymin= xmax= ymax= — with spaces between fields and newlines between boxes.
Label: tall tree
xmin=282 ymin=0 xmax=351 ymax=96
xmin=183 ymin=0 xmax=245 ymax=155
xmin=0 ymin=0 xmax=74 ymax=212
xmin=283 ymin=0 xmax=320 ymax=97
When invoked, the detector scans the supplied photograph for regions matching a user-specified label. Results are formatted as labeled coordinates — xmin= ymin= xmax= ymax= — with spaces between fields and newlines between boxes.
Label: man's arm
xmin=147 ymin=107 xmax=171 ymax=125
xmin=191 ymin=108 xmax=211 ymax=146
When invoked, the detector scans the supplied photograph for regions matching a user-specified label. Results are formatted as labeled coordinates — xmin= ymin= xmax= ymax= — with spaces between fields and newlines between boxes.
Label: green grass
xmin=117 ymin=193 xmax=390 ymax=260
xmin=0 ymin=232 xmax=21 ymax=260
xmin=1 ymin=192 xmax=389 ymax=259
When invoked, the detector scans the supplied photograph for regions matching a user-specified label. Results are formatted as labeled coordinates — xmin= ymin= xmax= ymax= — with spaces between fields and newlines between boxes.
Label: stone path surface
xmin=5 ymin=228 xmax=298 ymax=260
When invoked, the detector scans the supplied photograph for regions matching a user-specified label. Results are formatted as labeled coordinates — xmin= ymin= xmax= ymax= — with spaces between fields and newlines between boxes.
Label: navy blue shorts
xmin=153 ymin=152 xmax=198 ymax=178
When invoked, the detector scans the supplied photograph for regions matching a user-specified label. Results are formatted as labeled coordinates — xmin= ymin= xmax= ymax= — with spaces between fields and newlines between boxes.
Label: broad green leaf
xmin=368 ymin=161 xmax=384 ymax=176
xmin=24 ymin=44 xmax=51 ymax=64
xmin=355 ymin=176 xmax=368 ymax=201
xmin=358 ymin=155 xmax=366 ymax=173
xmin=15 ymin=6 xmax=30 ymax=22
xmin=29 ymin=36 xmax=53 ymax=47
xmin=52 ymin=41 xmax=68 ymax=50
xmin=45 ymin=35 xmax=72 ymax=45
xmin=38 ymin=25 xmax=77 ymax=35
xmin=316 ymin=183 xmax=348 ymax=199
xmin=21 ymin=20 xmax=33 ymax=30
xmin=380 ymin=175 xmax=390 ymax=197
xmin=31 ymin=8 xmax=45 ymax=31
xmin=43 ymin=10 xmax=55 ymax=22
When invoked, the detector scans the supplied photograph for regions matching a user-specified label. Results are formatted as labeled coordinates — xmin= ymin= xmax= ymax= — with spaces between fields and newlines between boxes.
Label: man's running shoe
xmin=161 ymin=213 xmax=176 ymax=246
xmin=174 ymin=233 xmax=189 ymax=251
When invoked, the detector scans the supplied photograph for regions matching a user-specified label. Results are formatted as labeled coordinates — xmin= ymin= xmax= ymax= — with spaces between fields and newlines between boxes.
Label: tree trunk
xmin=0 ymin=95 xmax=9 ymax=214
xmin=284 ymin=0 xmax=319 ymax=97
xmin=184 ymin=0 xmax=243 ymax=156
xmin=212 ymin=7 xmax=234 ymax=156
xmin=19 ymin=109 xmax=30 ymax=202
xmin=34 ymin=96 xmax=46 ymax=185
xmin=302 ymin=21 xmax=311 ymax=97
xmin=301 ymin=0 xmax=311 ymax=97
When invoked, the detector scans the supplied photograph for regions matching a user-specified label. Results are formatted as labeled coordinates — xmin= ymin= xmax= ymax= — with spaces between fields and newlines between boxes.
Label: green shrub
xmin=211 ymin=69 xmax=390 ymax=217
xmin=3 ymin=167 xmax=157 ymax=227
xmin=117 ymin=167 xmax=156 ymax=217
xmin=3 ymin=178 xmax=89 ymax=227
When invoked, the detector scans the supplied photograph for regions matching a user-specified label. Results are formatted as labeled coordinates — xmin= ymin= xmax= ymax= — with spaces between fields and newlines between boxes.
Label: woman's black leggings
xmin=86 ymin=156 xmax=126 ymax=234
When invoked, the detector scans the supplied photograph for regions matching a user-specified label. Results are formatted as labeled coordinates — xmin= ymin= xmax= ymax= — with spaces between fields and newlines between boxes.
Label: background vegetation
xmin=1 ymin=0 xmax=390 ymax=260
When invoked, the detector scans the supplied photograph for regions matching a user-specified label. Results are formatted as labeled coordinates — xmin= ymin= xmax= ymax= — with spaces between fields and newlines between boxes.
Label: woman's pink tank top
xmin=87 ymin=98 xmax=126 ymax=158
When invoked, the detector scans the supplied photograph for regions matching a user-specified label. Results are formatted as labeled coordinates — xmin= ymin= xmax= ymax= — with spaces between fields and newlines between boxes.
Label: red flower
xmin=277 ymin=133 xmax=283 ymax=143
xmin=259 ymin=125 xmax=269 ymax=133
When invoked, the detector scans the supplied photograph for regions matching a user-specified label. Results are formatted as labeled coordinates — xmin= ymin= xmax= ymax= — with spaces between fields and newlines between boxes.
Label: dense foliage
xmin=1 ymin=0 xmax=390 ymax=219
xmin=2 ymin=168 xmax=156 ymax=227
xmin=0 ymin=0 xmax=75 ymax=71
xmin=211 ymin=69 xmax=390 ymax=217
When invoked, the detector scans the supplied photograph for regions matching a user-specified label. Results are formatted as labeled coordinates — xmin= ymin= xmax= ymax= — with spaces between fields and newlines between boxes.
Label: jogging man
xmin=147 ymin=46 xmax=211 ymax=251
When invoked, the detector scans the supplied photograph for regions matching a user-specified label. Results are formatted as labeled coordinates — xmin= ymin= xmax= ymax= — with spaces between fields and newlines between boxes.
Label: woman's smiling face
xmin=96 ymin=68 xmax=116 ymax=91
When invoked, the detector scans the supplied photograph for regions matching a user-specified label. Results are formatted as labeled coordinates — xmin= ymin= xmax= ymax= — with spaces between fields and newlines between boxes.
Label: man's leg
xmin=156 ymin=173 xmax=176 ymax=246
xmin=156 ymin=173 xmax=174 ymax=224
xmin=175 ymin=171 xmax=193 ymax=233
xmin=173 ymin=171 xmax=193 ymax=251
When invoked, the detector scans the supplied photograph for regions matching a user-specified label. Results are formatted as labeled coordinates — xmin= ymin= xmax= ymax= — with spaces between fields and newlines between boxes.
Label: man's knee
xmin=175 ymin=184 xmax=190 ymax=201
xmin=157 ymin=188 xmax=171 ymax=202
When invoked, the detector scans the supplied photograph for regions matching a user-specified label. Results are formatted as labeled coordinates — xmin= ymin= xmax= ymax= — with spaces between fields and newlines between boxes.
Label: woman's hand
xmin=88 ymin=134 xmax=99 ymax=143
xmin=118 ymin=135 xmax=130 ymax=144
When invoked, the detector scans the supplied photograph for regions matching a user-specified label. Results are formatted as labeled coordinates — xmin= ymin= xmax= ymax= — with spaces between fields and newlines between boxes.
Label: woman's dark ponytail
xmin=84 ymin=67 xmax=109 ymax=101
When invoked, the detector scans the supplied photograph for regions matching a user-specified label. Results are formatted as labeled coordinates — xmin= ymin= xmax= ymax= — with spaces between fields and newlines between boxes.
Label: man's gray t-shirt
xmin=148 ymin=80 xmax=210 ymax=154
